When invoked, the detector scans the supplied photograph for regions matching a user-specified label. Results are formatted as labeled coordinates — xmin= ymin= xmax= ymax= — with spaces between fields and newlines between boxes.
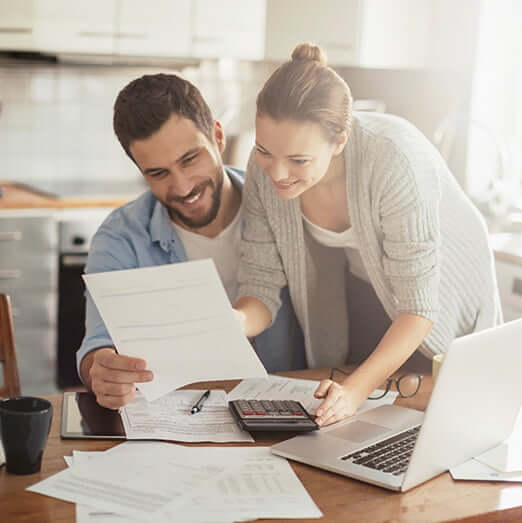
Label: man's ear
xmin=214 ymin=121 xmax=226 ymax=153
xmin=333 ymin=130 xmax=348 ymax=156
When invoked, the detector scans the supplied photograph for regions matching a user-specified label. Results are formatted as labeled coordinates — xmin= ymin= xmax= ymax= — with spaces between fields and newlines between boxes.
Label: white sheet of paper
xmin=64 ymin=451 xmax=235 ymax=523
xmin=33 ymin=444 xmax=320 ymax=522
xmin=472 ymin=408 xmax=522 ymax=473
xmin=159 ymin=447 xmax=322 ymax=521
xmin=120 ymin=390 xmax=253 ymax=442
xmin=450 ymin=458 xmax=522 ymax=482
xmin=475 ymin=442 xmax=522 ymax=473
xmin=28 ymin=441 xmax=229 ymax=517
xmin=83 ymin=260 xmax=267 ymax=401
xmin=228 ymin=375 xmax=398 ymax=415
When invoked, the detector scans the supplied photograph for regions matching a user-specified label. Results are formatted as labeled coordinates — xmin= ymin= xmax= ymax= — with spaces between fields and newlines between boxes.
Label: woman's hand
xmin=313 ymin=379 xmax=367 ymax=426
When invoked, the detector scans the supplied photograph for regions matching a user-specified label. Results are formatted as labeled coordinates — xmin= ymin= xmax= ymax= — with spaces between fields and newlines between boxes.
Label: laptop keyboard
xmin=341 ymin=425 xmax=421 ymax=476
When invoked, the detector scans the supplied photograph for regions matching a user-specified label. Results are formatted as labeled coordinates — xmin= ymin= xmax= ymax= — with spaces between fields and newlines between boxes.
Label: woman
xmin=234 ymin=43 xmax=502 ymax=427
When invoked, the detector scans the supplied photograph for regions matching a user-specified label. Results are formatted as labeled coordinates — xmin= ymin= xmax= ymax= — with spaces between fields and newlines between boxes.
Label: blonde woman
xmin=234 ymin=43 xmax=501 ymax=427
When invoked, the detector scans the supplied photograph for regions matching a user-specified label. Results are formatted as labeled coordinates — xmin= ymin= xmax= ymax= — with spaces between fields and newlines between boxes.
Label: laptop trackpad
xmin=327 ymin=420 xmax=391 ymax=443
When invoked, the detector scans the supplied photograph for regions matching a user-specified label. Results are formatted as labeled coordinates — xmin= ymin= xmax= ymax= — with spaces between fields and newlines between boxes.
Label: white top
xmin=171 ymin=208 xmax=242 ymax=303
xmin=302 ymin=213 xmax=370 ymax=282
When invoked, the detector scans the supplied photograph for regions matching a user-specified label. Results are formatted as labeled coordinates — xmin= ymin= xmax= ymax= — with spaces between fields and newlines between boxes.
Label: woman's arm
xmin=234 ymin=296 xmax=272 ymax=337
xmin=314 ymin=312 xmax=433 ymax=426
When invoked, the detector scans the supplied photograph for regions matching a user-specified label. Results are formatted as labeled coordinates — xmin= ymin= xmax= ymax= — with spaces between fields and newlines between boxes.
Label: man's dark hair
xmin=113 ymin=73 xmax=214 ymax=160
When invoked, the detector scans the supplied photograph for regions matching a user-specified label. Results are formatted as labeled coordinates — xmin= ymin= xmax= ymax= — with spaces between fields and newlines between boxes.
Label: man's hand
xmin=81 ymin=348 xmax=154 ymax=409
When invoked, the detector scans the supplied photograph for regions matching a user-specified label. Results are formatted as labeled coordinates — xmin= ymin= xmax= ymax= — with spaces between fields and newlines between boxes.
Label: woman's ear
xmin=333 ymin=131 xmax=348 ymax=155
xmin=214 ymin=121 xmax=226 ymax=153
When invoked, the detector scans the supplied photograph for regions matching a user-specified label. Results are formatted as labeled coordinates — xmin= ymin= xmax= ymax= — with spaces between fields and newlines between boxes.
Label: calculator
xmin=229 ymin=399 xmax=319 ymax=432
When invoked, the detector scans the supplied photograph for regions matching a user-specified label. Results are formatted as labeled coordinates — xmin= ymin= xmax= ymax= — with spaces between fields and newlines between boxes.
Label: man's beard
xmin=166 ymin=167 xmax=224 ymax=230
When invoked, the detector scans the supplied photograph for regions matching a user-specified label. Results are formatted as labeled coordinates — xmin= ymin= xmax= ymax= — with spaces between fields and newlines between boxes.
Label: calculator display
xmin=229 ymin=399 xmax=319 ymax=432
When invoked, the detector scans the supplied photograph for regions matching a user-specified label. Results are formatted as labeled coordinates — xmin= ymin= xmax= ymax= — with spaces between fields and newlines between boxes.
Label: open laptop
xmin=272 ymin=318 xmax=522 ymax=491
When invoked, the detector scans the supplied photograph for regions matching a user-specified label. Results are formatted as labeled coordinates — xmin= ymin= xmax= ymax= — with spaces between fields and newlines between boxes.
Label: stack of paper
xmin=121 ymin=389 xmax=253 ymax=443
xmin=28 ymin=442 xmax=322 ymax=522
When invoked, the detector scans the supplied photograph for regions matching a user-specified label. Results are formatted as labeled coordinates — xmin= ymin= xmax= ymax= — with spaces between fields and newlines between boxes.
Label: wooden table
xmin=2 ymin=367 xmax=522 ymax=523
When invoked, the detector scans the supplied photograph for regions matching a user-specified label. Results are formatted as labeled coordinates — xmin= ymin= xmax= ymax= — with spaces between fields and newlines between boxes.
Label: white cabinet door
xmin=192 ymin=0 xmax=266 ymax=60
xmin=116 ymin=0 xmax=191 ymax=57
xmin=359 ymin=0 xmax=430 ymax=69
xmin=34 ymin=0 xmax=116 ymax=55
xmin=264 ymin=0 xmax=361 ymax=65
xmin=0 ymin=0 xmax=35 ymax=51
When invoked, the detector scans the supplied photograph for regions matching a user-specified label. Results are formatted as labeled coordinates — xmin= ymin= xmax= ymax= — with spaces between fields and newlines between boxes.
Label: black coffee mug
xmin=0 ymin=397 xmax=53 ymax=475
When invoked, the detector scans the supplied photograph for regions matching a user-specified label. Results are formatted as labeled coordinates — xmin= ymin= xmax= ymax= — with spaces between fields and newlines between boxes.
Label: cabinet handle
xmin=0 ymin=27 xmax=32 ymax=34
xmin=115 ymin=32 xmax=148 ymax=39
xmin=0 ymin=231 xmax=22 ymax=241
xmin=77 ymin=31 xmax=113 ymax=38
xmin=0 ymin=269 xmax=22 ymax=279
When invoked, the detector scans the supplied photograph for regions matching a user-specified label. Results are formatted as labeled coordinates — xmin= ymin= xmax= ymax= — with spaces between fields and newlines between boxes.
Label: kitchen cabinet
xmin=16 ymin=0 xmax=191 ymax=58
xmin=264 ymin=0 xmax=361 ymax=66
xmin=0 ymin=211 xmax=58 ymax=395
xmin=264 ymin=0 xmax=432 ymax=69
xmin=0 ymin=0 xmax=35 ymax=51
xmin=33 ymin=0 xmax=117 ymax=55
xmin=116 ymin=0 xmax=191 ymax=57
xmin=191 ymin=0 xmax=266 ymax=60
xmin=1 ymin=0 xmax=263 ymax=61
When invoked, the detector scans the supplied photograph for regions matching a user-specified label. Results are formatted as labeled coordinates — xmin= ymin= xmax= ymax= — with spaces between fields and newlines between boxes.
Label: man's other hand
xmin=85 ymin=348 xmax=153 ymax=409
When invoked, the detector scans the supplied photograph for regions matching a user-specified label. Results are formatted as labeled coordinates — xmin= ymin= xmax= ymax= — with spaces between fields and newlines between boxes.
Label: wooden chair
xmin=0 ymin=294 xmax=21 ymax=397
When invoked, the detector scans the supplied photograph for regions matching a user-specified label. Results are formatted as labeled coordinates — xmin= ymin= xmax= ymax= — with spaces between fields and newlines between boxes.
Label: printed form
xmin=83 ymin=259 xmax=267 ymax=401
xmin=120 ymin=390 xmax=253 ymax=443
xmin=30 ymin=443 xmax=321 ymax=521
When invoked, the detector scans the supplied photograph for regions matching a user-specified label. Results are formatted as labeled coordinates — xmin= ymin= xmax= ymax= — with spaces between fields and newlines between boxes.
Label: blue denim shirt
xmin=76 ymin=167 xmax=305 ymax=379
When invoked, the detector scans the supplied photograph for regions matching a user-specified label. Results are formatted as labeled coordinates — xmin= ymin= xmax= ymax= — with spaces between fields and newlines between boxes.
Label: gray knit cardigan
xmin=238 ymin=112 xmax=502 ymax=368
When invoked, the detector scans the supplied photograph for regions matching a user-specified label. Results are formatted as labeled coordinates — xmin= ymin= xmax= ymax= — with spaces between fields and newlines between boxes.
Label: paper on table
xmin=28 ymin=441 xmax=230 ymax=517
xmin=63 ymin=451 xmax=234 ymax=523
xmin=450 ymin=458 xmax=522 ymax=482
xmin=472 ymin=408 xmax=522 ymax=473
xmin=475 ymin=443 xmax=522 ymax=473
xmin=120 ymin=390 xmax=253 ymax=442
xmin=83 ymin=260 xmax=267 ymax=401
xmin=228 ymin=375 xmax=398 ymax=415
xmin=159 ymin=447 xmax=322 ymax=522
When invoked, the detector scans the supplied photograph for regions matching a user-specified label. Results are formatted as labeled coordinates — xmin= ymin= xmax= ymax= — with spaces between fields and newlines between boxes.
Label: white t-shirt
xmin=302 ymin=214 xmax=370 ymax=282
xmin=171 ymin=209 xmax=242 ymax=304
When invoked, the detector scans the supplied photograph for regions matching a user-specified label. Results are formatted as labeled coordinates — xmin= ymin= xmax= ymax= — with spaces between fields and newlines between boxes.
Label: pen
xmin=190 ymin=390 xmax=210 ymax=415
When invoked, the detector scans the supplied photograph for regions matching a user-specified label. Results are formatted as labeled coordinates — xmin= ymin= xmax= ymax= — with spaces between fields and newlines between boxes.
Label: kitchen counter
xmin=0 ymin=182 xmax=142 ymax=209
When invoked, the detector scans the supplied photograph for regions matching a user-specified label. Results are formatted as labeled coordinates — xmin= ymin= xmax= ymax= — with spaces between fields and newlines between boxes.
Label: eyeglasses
xmin=329 ymin=368 xmax=423 ymax=399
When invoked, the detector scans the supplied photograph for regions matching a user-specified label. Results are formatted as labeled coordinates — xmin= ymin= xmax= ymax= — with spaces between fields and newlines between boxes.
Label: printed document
xmin=120 ymin=390 xmax=253 ymax=442
xmin=30 ymin=443 xmax=321 ymax=521
xmin=28 ymin=441 xmax=229 ymax=517
xmin=228 ymin=375 xmax=398 ymax=415
xmin=83 ymin=259 xmax=267 ymax=401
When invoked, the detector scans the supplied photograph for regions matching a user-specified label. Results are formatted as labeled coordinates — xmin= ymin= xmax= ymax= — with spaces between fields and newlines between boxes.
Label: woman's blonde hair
xmin=256 ymin=42 xmax=353 ymax=142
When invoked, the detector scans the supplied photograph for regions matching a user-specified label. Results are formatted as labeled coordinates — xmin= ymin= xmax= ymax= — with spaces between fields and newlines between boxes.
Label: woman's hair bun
xmin=291 ymin=42 xmax=327 ymax=66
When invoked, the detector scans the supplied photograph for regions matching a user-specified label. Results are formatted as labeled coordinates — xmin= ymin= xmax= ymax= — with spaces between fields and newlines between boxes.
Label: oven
xmin=57 ymin=209 xmax=113 ymax=388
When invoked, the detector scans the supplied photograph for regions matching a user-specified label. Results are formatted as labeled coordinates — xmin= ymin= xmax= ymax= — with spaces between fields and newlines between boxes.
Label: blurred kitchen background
xmin=0 ymin=0 xmax=521 ymax=395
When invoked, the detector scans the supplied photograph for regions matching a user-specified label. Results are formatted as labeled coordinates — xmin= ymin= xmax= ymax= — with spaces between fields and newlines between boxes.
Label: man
xmin=76 ymin=74 xmax=304 ymax=409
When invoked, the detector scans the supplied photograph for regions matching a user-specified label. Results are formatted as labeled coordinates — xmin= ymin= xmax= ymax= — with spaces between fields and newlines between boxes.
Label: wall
xmin=0 ymin=58 xmax=474 ymax=190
